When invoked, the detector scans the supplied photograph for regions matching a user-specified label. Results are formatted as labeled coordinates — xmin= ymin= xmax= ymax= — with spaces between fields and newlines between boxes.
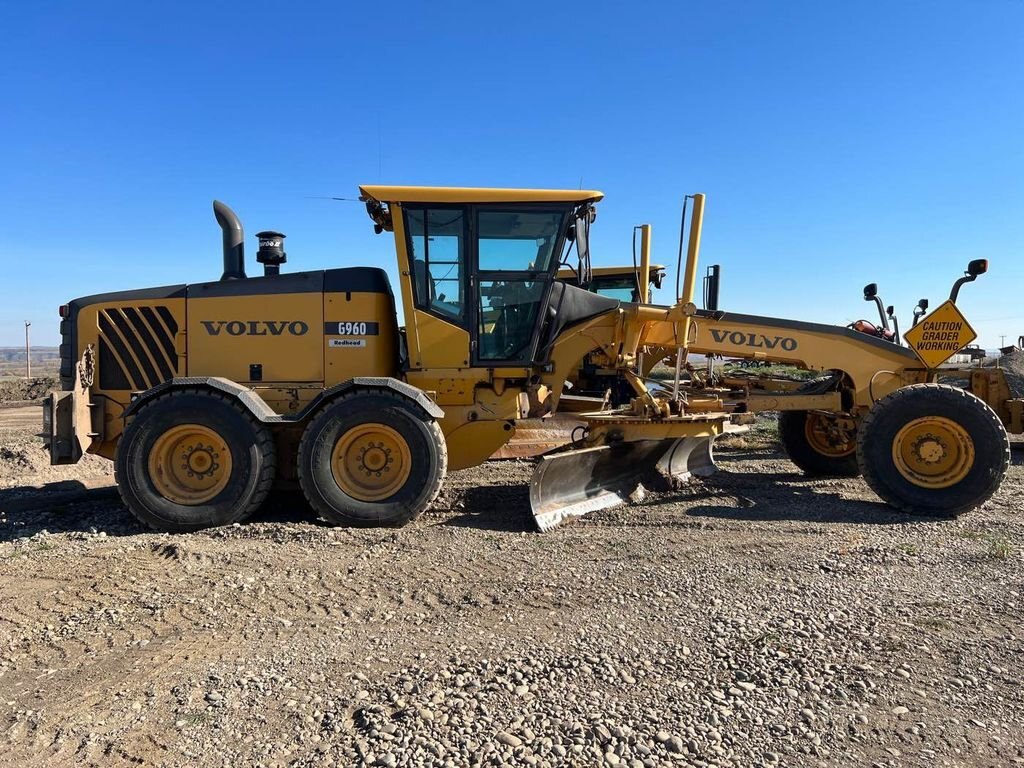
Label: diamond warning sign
xmin=903 ymin=300 xmax=977 ymax=368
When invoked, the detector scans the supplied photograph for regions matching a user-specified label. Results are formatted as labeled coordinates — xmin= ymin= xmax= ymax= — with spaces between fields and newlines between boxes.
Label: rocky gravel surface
xmin=0 ymin=418 xmax=1021 ymax=767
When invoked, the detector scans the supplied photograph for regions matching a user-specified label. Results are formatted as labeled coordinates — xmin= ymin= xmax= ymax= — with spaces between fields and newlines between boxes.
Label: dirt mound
xmin=997 ymin=351 xmax=1024 ymax=397
xmin=0 ymin=428 xmax=111 ymax=489
xmin=0 ymin=376 xmax=58 ymax=403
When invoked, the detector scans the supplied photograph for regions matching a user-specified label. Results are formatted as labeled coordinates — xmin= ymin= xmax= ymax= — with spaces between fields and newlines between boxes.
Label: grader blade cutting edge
xmin=529 ymin=437 xmax=718 ymax=532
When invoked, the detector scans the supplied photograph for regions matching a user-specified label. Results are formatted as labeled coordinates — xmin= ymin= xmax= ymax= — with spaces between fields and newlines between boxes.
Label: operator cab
xmin=360 ymin=185 xmax=607 ymax=368
xmin=405 ymin=206 xmax=566 ymax=361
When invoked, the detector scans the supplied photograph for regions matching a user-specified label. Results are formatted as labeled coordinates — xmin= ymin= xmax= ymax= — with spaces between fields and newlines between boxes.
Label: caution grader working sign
xmin=903 ymin=299 xmax=978 ymax=368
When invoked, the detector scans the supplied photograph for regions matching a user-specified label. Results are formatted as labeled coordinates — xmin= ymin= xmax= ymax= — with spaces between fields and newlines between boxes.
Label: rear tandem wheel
xmin=297 ymin=389 xmax=447 ymax=526
xmin=115 ymin=388 xmax=277 ymax=532
xmin=857 ymin=383 xmax=1010 ymax=517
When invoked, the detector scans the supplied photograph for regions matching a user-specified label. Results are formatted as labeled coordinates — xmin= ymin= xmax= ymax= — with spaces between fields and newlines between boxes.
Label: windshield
xmin=478 ymin=211 xmax=565 ymax=272
xmin=590 ymin=276 xmax=644 ymax=302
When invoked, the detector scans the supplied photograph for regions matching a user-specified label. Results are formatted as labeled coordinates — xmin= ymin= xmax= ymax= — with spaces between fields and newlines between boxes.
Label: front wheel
xmin=857 ymin=383 xmax=1009 ymax=517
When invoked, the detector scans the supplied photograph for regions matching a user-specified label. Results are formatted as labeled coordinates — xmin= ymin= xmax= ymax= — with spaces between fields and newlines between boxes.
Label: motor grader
xmin=45 ymin=186 xmax=1011 ymax=532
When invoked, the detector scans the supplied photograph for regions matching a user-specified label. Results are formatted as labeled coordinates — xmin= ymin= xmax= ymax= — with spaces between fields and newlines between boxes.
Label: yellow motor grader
xmin=45 ymin=186 xmax=1011 ymax=532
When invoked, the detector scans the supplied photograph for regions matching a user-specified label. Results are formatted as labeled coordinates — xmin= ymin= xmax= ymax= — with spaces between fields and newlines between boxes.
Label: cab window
xmin=405 ymin=207 xmax=466 ymax=323
xmin=591 ymin=276 xmax=642 ymax=302
xmin=477 ymin=279 xmax=547 ymax=361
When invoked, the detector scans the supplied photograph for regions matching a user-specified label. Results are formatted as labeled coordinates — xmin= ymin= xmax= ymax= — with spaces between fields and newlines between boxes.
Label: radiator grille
xmin=98 ymin=306 xmax=179 ymax=390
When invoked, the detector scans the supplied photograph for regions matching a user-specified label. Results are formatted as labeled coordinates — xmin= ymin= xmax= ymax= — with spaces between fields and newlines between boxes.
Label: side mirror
xmin=912 ymin=298 xmax=929 ymax=326
xmin=863 ymin=283 xmax=888 ymax=329
xmin=886 ymin=305 xmax=901 ymax=344
xmin=950 ymin=260 xmax=987 ymax=302
xmin=967 ymin=259 xmax=988 ymax=277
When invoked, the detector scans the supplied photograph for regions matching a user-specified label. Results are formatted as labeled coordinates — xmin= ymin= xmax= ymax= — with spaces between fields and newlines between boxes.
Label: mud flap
xmin=529 ymin=437 xmax=717 ymax=532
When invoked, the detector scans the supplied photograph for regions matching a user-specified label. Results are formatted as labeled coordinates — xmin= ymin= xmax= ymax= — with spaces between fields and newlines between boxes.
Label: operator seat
xmin=412 ymin=258 xmax=436 ymax=302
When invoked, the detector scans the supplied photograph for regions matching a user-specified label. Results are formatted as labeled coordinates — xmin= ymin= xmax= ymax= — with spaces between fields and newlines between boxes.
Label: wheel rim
xmin=331 ymin=423 xmax=412 ymax=501
xmin=891 ymin=416 xmax=975 ymax=489
xmin=804 ymin=413 xmax=856 ymax=458
xmin=148 ymin=424 xmax=233 ymax=505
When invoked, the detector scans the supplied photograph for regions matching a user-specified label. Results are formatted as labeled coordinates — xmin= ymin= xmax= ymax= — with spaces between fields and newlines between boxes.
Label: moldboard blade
xmin=657 ymin=435 xmax=717 ymax=481
xmin=528 ymin=437 xmax=718 ymax=532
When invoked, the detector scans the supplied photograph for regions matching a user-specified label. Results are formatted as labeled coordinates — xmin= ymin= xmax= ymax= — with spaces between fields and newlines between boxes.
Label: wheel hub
xmin=804 ymin=413 xmax=856 ymax=457
xmin=358 ymin=442 xmax=393 ymax=475
xmin=149 ymin=425 xmax=232 ymax=505
xmin=183 ymin=444 xmax=220 ymax=478
xmin=913 ymin=435 xmax=946 ymax=465
xmin=332 ymin=424 xmax=412 ymax=501
xmin=892 ymin=417 xmax=974 ymax=489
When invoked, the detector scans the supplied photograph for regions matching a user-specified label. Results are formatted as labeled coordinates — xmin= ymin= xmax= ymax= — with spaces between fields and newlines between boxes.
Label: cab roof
xmin=359 ymin=185 xmax=604 ymax=205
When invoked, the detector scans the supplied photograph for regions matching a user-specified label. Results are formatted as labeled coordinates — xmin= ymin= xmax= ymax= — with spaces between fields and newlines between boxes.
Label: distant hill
xmin=0 ymin=347 xmax=60 ymax=378
xmin=0 ymin=347 xmax=60 ymax=363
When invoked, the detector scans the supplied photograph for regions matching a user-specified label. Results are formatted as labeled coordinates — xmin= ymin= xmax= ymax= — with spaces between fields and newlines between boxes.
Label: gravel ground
xmin=1 ymin=415 xmax=1022 ymax=768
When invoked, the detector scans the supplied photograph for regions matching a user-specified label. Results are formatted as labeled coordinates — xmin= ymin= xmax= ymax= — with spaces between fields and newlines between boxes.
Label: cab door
xmin=397 ymin=205 xmax=472 ymax=372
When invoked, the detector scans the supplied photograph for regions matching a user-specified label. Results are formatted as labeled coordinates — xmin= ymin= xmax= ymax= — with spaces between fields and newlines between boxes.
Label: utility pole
xmin=24 ymin=321 xmax=31 ymax=379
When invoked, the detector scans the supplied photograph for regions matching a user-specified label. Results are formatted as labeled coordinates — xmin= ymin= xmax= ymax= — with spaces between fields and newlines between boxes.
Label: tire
xmin=115 ymin=389 xmax=276 ymax=532
xmin=857 ymin=383 xmax=1010 ymax=517
xmin=778 ymin=378 xmax=860 ymax=477
xmin=297 ymin=389 xmax=447 ymax=526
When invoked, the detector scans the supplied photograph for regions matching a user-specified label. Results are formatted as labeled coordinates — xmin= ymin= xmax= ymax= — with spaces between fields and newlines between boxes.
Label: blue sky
xmin=2 ymin=1 xmax=1022 ymax=347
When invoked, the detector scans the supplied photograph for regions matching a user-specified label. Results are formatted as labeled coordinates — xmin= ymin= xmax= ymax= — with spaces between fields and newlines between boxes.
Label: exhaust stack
xmin=213 ymin=200 xmax=246 ymax=281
